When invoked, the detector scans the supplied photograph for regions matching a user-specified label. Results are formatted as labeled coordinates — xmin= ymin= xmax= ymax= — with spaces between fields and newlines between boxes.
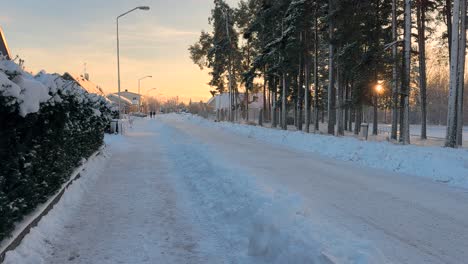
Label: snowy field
xmin=4 ymin=115 xmax=468 ymax=264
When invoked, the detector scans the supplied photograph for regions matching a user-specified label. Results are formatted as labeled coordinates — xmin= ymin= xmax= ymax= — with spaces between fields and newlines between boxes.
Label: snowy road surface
xmin=5 ymin=115 xmax=468 ymax=264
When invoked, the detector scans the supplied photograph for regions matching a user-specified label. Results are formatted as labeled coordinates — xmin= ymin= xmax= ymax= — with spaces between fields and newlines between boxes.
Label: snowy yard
xmin=4 ymin=114 xmax=468 ymax=264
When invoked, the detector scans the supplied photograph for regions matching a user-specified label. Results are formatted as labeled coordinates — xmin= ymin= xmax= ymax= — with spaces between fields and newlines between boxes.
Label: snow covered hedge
xmin=0 ymin=59 xmax=113 ymax=241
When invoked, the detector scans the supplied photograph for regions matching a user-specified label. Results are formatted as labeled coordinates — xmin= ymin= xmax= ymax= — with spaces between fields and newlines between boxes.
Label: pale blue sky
xmin=1 ymin=0 xmax=238 ymax=102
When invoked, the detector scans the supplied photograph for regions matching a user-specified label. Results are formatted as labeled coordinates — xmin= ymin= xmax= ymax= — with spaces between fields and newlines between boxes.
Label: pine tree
xmin=446 ymin=0 xmax=466 ymax=147
xmin=189 ymin=0 xmax=241 ymax=122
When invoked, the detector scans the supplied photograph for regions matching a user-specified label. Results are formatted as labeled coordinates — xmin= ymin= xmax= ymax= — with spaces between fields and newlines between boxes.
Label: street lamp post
xmin=116 ymin=6 xmax=150 ymax=120
xmin=138 ymin=75 xmax=152 ymax=112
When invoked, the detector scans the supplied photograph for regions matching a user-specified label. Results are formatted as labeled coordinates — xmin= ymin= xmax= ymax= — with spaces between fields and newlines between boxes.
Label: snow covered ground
xmin=183 ymin=114 xmax=468 ymax=190
xmin=378 ymin=123 xmax=468 ymax=139
xmin=4 ymin=115 xmax=468 ymax=263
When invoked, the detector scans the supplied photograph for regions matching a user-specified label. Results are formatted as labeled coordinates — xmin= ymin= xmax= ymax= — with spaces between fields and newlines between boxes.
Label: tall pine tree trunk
xmin=328 ymin=0 xmax=336 ymax=135
xmin=344 ymin=83 xmax=349 ymax=131
xmin=297 ymin=38 xmax=304 ymax=131
xmin=447 ymin=0 xmax=453 ymax=58
xmin=401 ymin=0 xmax=412 ymax=144
xmin=354 ymin=105 xmax=362 ymax=135
xmin=267 ymin=85 xmax=271 ymax=122
xmin=457 ymin=0 xmax=466 ymax=146
xmin=272 ymin=79 xmax=277 ymax=128
xmin=246 ymin=42 xmax=251 ymax=122
xmin=337 ymin=67 xmax=345 ymax=136
xmin=391 ymin=0 xmax=399 ymax=140
xmin=446 ymin=0 xmax=462 ymax=147
xmin=263 ymin=68 xmax=267 ymax=122
xmin=417 ymin=1 xmax=428 ymax=140
xmin=373 ymin=91 xmax=379 ymax=135
xmin=282 ymin=73 xmax=287 ymax=130
xmin=305 ymin=51 xmax=311 ymax=133
xmin=314 ymin=6 xmax=320 ymax=133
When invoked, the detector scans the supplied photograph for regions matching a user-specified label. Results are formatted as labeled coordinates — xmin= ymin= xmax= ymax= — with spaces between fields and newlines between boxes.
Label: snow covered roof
xmin=107 ymin=93 xmax=132 ymax=105
xmin=207 ymin=96 xmax=216 ymax=106
xmin=118 ymin=90 xmax=141 ymax=98
xmin=0 ymin=27 xmax=12 ymax=60
xmin=63 ymin=72 xmax=105 ymax=96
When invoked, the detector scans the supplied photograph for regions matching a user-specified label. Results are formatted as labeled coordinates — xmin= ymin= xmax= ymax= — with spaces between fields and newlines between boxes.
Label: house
xmin=0 ymin=27 xmax=11 ymax=60
xmin=114 ymin=90 xmax=141 ymax=105
xmin=107 ymin=93 xmax=133 ymax=113
xmin=207 ymin=92 xmax=265 ymax=121
xmin=109 ymin=90 xmax=142 ymax=113
xmin=62 ymin=72 xmax=105 ymax=97
xmin=207 ymin=92 xmax=264 ymax=111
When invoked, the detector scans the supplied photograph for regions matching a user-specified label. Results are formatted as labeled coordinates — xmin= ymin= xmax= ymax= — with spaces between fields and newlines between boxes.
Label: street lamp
xmin=116 ymin=6 xmax=150 ymax=119
xmin=138 ymin=75 xmax=152 ymax=112
xmin=147 ymin=87 xmax=157 ymax=94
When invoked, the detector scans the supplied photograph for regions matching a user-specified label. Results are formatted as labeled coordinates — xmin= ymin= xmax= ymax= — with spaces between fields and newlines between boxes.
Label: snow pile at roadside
xmin=2 ymin=149 xmax=110 ymax=264
xmin=159 ymin=122 xmax=390 ymax=263
xmin=173 ymin=114 xmax=468 ymax=190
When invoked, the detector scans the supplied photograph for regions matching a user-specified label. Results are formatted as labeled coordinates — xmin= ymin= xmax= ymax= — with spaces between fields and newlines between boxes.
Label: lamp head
xmin=138 ymin=6 xmax=150 ymax=10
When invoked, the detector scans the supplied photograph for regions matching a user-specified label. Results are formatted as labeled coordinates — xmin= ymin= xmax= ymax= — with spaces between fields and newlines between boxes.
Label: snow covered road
xmin=5 ymin=115 xmax=468 ymax=264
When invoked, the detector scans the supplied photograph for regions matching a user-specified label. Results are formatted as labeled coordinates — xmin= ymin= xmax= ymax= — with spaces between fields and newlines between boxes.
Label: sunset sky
xmin=1 ymin=0 xmax=238 ymax=103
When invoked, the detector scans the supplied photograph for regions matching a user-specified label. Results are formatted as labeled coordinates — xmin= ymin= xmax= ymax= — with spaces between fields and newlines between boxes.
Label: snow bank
xmin=172 ymin=114 xmax=468 ymax=190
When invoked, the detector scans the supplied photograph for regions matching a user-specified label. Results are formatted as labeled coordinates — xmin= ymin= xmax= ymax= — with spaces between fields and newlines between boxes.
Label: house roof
xmin=63 ymin=72 xmax=105 ymax=96
xmin=107 ymin=93 xmax=132 ymax=105
xmin=118 ymin=90 xmax=141 ymax=97
xmin=207 ymin=96 xmax=216 ymax=105
xmin=0 ymin=27 xmax=12 ymax=60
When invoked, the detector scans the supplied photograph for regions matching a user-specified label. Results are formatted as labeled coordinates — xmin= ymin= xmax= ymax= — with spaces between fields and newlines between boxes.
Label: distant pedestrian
xmin=149 ymin=112 xmax=153 ymax=119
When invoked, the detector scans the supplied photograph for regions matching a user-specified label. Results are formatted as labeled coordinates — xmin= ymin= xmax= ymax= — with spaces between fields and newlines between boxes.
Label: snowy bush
xmin=0 ymin=59 xmax=112 ymax=241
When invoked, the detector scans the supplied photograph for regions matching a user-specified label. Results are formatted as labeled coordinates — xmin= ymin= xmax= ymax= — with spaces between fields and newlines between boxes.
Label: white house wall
xmin=214 ymin=93 xmax=264 ymax=110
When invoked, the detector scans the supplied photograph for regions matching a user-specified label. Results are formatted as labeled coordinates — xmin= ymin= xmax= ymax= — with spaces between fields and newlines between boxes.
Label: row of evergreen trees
xmin=189 ymin=0 xmax=466 ymax=148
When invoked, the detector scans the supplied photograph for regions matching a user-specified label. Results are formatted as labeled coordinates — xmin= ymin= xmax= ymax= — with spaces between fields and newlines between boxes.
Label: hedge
xmin=0 ymin=60 xmax=113 ymax=242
